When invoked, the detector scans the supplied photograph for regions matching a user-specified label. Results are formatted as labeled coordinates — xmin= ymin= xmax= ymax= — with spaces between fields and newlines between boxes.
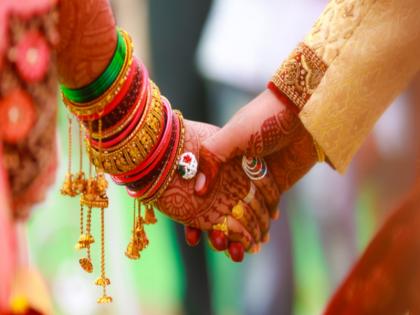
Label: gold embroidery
xmin=299 ymin=0 xmax=420 ymax=173
xmin=305 ymin=0 xmax=377 ymax=64
xmin=271 ymin=43 xmax=328 ymax=110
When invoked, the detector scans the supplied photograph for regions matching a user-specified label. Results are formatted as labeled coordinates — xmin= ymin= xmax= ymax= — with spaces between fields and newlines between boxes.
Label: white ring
xmin=241 ymin=156 xmax=268 ymax=181
xmin=178 ymin=152 xmax=198 ymax=180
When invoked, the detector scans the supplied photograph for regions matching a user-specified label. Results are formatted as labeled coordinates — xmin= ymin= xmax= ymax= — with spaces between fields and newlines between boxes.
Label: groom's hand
xmin=194 ymin=89 xmax=318 ymax=211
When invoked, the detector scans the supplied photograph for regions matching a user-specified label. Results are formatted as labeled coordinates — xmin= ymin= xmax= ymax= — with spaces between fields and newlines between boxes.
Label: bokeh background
xmin=26 ymin=0 xmax=420 ymax=314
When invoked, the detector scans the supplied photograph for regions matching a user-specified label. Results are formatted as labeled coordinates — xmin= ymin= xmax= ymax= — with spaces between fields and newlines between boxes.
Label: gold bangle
xmin=271 ymin=42 xmax=328 ymax=110
xmin=314 ymin=140 xmax=325 ymax=163
xmin=143 ymin=110 xmax=185 ymax=205
xmin=64 ymin=30 xmax=134 ymax=117
xmin=88 ymin=82 xmax=165 ymax=175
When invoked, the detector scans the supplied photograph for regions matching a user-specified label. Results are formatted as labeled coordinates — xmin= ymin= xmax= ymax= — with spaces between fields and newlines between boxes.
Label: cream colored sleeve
xmin=271 ymin=0 xmax=420 ymax=173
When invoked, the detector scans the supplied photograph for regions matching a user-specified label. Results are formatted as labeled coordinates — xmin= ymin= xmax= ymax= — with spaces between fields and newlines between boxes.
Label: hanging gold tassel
xmin=125 ymin=199 xmax=141 ymax=260
xmin=144 ymin=203 xmax=157 ymax=225
xmin=73 ymin=123 xmax=86 ymax=195
xmin=61 ymin=117 xmax=76 ymax=197
xmin=125 ymin=200 xmax=153 ymax=259
xmin=79 ymin=206 xmax=94 ymax=273
xmin=96 ymin=207 xmax=112 ymax=304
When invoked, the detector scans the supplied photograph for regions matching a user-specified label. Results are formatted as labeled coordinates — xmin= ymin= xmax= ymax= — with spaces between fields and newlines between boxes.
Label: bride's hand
xmin=155 ymin=120 xmax=280 ymax=262
xmin=56 ymin=0 xmax=281 ymax=262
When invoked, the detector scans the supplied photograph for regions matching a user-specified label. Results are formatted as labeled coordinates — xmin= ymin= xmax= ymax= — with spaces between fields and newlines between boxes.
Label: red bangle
xmin=88 ymin=77 xmax=150 ymax=149
xmin=111 ymin=100 xmax=173 ymax=184
xmin=127 ymin=109 xmax=180 ymax=199
xmin=77 ymin=58 xmax=138 ymax=121
xmin=140 ymin=110 xmax=181 ymax=200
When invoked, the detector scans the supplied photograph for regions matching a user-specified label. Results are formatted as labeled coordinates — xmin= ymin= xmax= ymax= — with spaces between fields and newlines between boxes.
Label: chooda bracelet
xmin=59 ymin=28 xmax=198 ymax=304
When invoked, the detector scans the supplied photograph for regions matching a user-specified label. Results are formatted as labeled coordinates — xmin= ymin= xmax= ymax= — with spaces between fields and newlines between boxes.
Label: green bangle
xmin=61 ymin=29 xmax=127 ymax=103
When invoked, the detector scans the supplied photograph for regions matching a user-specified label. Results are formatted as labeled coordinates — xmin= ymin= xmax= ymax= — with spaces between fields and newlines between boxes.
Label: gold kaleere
xmin=96 ymin=207 xmax=112 ymax=304
xmin=60 ymin=117 xmax=76 ymax=197
xmin=126 ymin=199 xmax=140 ymax=260
xmin=125 ymin=199 xmax=152 ymax=260
xmin=74 ymin=124 xmax=87 ymax=194
xmin=144 ymin=204 xmax=157 ymax=225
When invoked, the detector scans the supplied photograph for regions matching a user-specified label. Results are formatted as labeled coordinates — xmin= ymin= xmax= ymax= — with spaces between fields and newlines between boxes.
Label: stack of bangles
xmin=60 ymin=28 xmax=187 ymax=304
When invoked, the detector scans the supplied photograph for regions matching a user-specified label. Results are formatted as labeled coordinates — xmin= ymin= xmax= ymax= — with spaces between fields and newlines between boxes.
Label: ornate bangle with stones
xmin=269 ymin=42 xmax=327 ymax=111
xmin=87 ymin=76 xmax=152 ymax=150
xmin=124 ymin=138 xmax=173 ymax=191
xmin=90 ymin=63 xmax=147 ymax=139
xmin=88 ymin=83 xmax=165 ymax=175
xmin=124 ymin=113 xmax=177 ymax=193
xmin=85 ymin=63 xmax=141 ymax=134
xmin=111 ymin=100 xmax=173 ymax=185
xmin=80 ymin=56 xmax=138 ymax=124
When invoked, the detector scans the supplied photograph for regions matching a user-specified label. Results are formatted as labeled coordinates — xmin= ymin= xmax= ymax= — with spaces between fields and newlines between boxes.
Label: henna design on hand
xmin=157 ymin=120 xmax=271 ymax=246
xmin=265 ymin=130 xmax=317 ymax=193
xmin=244 ymin=106 xmax=303 ymax=158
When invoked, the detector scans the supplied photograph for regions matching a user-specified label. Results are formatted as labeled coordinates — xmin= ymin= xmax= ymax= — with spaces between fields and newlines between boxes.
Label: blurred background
xmin=25 ymin=0 xmax=420 ymax=314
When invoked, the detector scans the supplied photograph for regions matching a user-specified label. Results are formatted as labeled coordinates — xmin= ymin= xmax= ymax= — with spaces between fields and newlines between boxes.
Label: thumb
xmin=194 ymin=146 xmax=222 ymax=197
xmin=194 ymin=120 xmax=241 ymax=196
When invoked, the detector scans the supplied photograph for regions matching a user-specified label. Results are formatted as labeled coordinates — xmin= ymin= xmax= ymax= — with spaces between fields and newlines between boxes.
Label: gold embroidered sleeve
xmin=269 ymin=0 xmax=420 ymax=172
xmin=299 ymin=0 xmax=420 ymax=172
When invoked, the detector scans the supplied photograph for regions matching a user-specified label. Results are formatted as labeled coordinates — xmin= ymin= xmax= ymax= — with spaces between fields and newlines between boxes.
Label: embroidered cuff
xmin=270 ymin=43 xmax=328 ymax=110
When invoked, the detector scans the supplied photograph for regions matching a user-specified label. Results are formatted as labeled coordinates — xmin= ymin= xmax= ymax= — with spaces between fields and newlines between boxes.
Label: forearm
xmin=205 ymin=89 xmax=304 ymax=161
xmin=57 ymin=0 xmax=117 ymax=87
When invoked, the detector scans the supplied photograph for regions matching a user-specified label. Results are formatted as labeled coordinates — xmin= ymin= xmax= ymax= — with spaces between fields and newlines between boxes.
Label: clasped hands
xmin=157 ymin=89 xmax=318 ymax=262
xmin=56 ymin=1 xmax=318 ymax=263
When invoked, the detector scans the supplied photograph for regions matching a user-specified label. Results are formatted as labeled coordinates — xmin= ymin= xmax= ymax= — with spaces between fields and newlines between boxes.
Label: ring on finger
xmin=242 ymin=156 xmax=268 ymax=181
xmin=212 ymin=216 xmax=229 ymax=235
xmin=232 ymin=201 xmax=245 ymax=220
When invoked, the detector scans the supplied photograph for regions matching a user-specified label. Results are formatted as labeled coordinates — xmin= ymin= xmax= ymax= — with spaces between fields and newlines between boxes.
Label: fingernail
xmin=185 ymin=226 xmax=201 ymax=247
xmin=228 ymin=242 xmax=245 ymax=262
xmin=209 ymin=230 xmax=228 ymax=251
xmin=194 ymin=172 xmax=206 ymax=195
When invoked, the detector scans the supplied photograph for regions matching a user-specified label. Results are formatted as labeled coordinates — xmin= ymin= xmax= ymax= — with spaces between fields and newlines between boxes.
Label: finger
xmin=271 ymin=207 xmax=281 ymax=220
xmin=251 ymin=169 xmax=281 ymax=216
xmin=184 ymin=226 xmax=202 ymax=247
xmin=228 ymin=242 xmax=245 ymax=263
xmin=246 ymin=188 xmax=271 ymax=237
xmin=209 ymin=216 xmax=255 ymax=253
xmin=226 ymin=215 xmax=255 ymax=251
xmin=201 ymin=90 xmax=301 ymax=161
xmin=194 ymin=146 xmax=222 ymax=197
xmin=232 ymin=200 xmax=262 ymax=244
xmin=208 ymin=230 xmax=228 ymax=251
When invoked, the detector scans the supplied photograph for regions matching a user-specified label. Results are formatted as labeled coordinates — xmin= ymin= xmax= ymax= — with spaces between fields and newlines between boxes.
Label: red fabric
xmin=0 ymin=142 xmax=17 ymax=312
xmin=324 ymin=184 xmax=420 ymax=315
